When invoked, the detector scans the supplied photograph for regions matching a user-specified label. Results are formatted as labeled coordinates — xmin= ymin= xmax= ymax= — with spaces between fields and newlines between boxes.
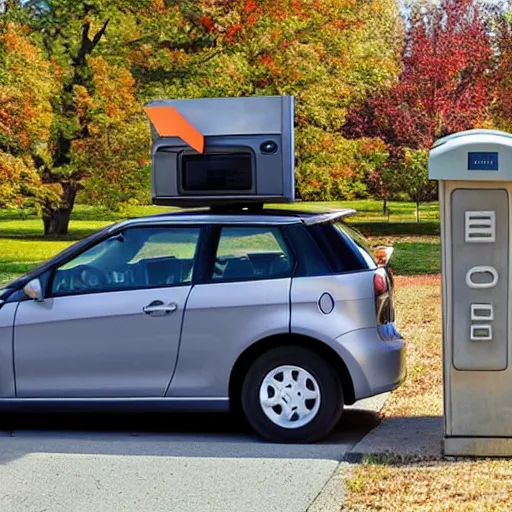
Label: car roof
xmin=109 ymin=207 xmax=357 ymax=232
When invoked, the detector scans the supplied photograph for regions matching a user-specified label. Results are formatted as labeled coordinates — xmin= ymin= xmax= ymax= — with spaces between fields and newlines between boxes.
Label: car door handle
xmin=143 ymin=301 xmax=178 ymax=316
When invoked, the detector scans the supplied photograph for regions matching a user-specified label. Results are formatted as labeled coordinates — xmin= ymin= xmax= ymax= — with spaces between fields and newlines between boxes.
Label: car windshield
xmin=1 ymin=225 xmax=112 ymax=292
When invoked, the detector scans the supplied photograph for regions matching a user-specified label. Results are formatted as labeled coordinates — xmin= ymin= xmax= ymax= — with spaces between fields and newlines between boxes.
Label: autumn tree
xmin=31 ymin=1 xmax=155 ymax=234
xmin=0 ymin=22 xmax=57 ymax=209
xmin=347 ymin=0 xmax=497 ymax=148
xmin=0 ymin=1 xmax=155 ymax=234
xmin=343 ymin=0 xmax=498 ymax=213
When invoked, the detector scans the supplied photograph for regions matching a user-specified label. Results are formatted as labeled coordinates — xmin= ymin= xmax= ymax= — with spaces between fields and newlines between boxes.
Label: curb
xmin=344 ymin=452 xmax=364 ymax=463
xmin=306 ymin=392 xmax=390 ymax=511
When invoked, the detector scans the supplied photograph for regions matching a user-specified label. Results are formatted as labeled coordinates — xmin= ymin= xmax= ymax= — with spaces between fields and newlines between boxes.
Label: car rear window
xmin=210 ymin=226 xmax=293 ymax=281
xmin=307 ymin=220 xmax=376 ymax=273
xmin=333 ymin=221 xmax=377 ymax=268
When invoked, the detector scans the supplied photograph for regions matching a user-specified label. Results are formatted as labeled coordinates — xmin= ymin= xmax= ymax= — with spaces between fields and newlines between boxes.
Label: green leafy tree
xmin=400 ymin=148 xmax=431 ymax=222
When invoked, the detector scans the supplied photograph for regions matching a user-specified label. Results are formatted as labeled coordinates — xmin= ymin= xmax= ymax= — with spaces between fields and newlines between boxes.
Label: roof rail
xmin=303 ymin=209 xmax=357 ymax=225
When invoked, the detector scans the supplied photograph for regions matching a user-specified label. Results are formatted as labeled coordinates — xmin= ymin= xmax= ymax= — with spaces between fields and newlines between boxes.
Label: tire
xmin=241 ymin=345 xmax=344 ymax=443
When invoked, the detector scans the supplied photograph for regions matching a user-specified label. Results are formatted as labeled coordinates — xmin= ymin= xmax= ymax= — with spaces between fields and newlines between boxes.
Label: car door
xmin=13 ymin=224 xmax=202 ymax=398
xmin=168 ymin=224 xmax=293 ymax=397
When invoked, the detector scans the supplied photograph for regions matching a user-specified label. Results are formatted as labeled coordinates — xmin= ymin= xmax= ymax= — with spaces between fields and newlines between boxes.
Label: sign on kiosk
xmin=144 ymin=95 xmax=295 ymax=208
xmin=429 ymin=128 xmax=512 ymax=457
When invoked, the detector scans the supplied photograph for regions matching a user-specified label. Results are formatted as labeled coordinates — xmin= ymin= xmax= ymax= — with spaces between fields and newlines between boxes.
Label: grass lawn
xmin=0 ymin=200 xmax=440 ymax=286
xmin=343 ymin=276 xmax=512 ymax=512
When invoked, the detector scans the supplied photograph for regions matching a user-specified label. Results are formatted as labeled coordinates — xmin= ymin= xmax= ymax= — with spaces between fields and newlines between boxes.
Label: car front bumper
xmin=334 ymin=326 xmax=406 ymax=401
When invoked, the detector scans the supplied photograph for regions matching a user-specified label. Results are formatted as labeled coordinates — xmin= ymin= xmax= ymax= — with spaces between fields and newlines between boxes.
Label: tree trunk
xmin=40 ymin=16 xmax=110 ymax=237
xmin=382 ymin=197 xmax=388 ymax=216
xmin=42 ymin=183 xmax=78 ymax=236
xmin=415 ymin=193 xmax=420 ymax=223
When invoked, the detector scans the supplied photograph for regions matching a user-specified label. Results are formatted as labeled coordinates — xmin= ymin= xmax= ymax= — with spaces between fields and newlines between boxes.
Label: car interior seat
xmin=269 ymin=254 xmax=291 ymax=277
xmin=223 ymin=256 xmax=255 ymax=280
xmin=146 ymin=257 xmax=180 ymax=286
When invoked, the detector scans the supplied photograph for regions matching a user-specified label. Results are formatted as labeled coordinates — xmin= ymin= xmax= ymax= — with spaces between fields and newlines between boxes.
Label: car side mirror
xmin=23 ymin=278 xmax=44 ymax=302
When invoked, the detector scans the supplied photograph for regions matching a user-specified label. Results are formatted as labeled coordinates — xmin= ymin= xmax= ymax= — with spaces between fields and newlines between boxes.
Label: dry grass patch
xmin=342 ymin=275 xmax=512 ymax=511
xmin=394 ymin=274 xmax=440 ymax=288
xmin=384 ymin=275 xmax=443 ymax=418
xmin=344 ymin=459 xmax=512 ymax=511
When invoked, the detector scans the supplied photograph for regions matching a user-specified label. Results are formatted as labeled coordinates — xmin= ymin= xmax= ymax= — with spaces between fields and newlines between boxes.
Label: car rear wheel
xmin=241 ymin=346 xmax=344 ymax=443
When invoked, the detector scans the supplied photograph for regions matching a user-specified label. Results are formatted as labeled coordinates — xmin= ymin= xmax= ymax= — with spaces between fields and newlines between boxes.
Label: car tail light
xmin=374 ymin=267 xmax=400 ymax=340
xmin=373 ymin=270 xmax=388 ymax=297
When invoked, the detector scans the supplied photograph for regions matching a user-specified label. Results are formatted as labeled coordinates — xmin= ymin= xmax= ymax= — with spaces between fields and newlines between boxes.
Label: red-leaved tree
xmin=343 ymin=0 xmax=497 ymax=215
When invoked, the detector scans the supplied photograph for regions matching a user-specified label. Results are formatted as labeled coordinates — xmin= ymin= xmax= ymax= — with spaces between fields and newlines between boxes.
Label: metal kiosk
xmin=429 ymin=128 xmax=512 ymax=457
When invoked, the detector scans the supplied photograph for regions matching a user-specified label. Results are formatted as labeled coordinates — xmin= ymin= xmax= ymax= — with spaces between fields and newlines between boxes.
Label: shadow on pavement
xmin=0 ymin=407 xmax=381 ymax=465
xmin=346 ymin=415 xmax=443 ymax=463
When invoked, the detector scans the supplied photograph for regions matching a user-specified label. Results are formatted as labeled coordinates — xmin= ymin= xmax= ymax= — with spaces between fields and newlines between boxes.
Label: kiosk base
xmin=444 ymin=437 xmax=512 ymax=457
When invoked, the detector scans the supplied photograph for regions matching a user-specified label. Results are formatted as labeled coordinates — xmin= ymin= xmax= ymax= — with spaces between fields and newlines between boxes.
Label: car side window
xmin=211 ymin=226 xmax=292 ymax=282
xmin=50 ymin=226 xmax=201 ymax=296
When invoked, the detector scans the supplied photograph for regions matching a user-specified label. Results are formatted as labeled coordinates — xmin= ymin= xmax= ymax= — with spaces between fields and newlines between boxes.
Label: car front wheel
xmin=241 ymin=346 xmax=344 ymax=443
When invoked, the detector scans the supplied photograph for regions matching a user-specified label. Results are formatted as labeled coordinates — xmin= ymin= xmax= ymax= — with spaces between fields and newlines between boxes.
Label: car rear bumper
xmin=334 ymin=327 xmax=406 ymax=401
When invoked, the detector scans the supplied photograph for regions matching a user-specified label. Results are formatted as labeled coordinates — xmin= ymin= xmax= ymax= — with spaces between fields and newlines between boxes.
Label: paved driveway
xmin=0 ymin=404 xmax=381 ymax=512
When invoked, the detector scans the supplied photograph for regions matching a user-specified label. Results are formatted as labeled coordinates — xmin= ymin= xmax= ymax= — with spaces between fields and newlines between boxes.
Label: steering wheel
xmin=73 ymin=265 xmax=108 ymax=290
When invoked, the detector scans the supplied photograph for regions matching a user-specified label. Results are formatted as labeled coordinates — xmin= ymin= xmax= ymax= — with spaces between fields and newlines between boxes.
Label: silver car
xmin=0 ymin=208 xmax=406 ymax=443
